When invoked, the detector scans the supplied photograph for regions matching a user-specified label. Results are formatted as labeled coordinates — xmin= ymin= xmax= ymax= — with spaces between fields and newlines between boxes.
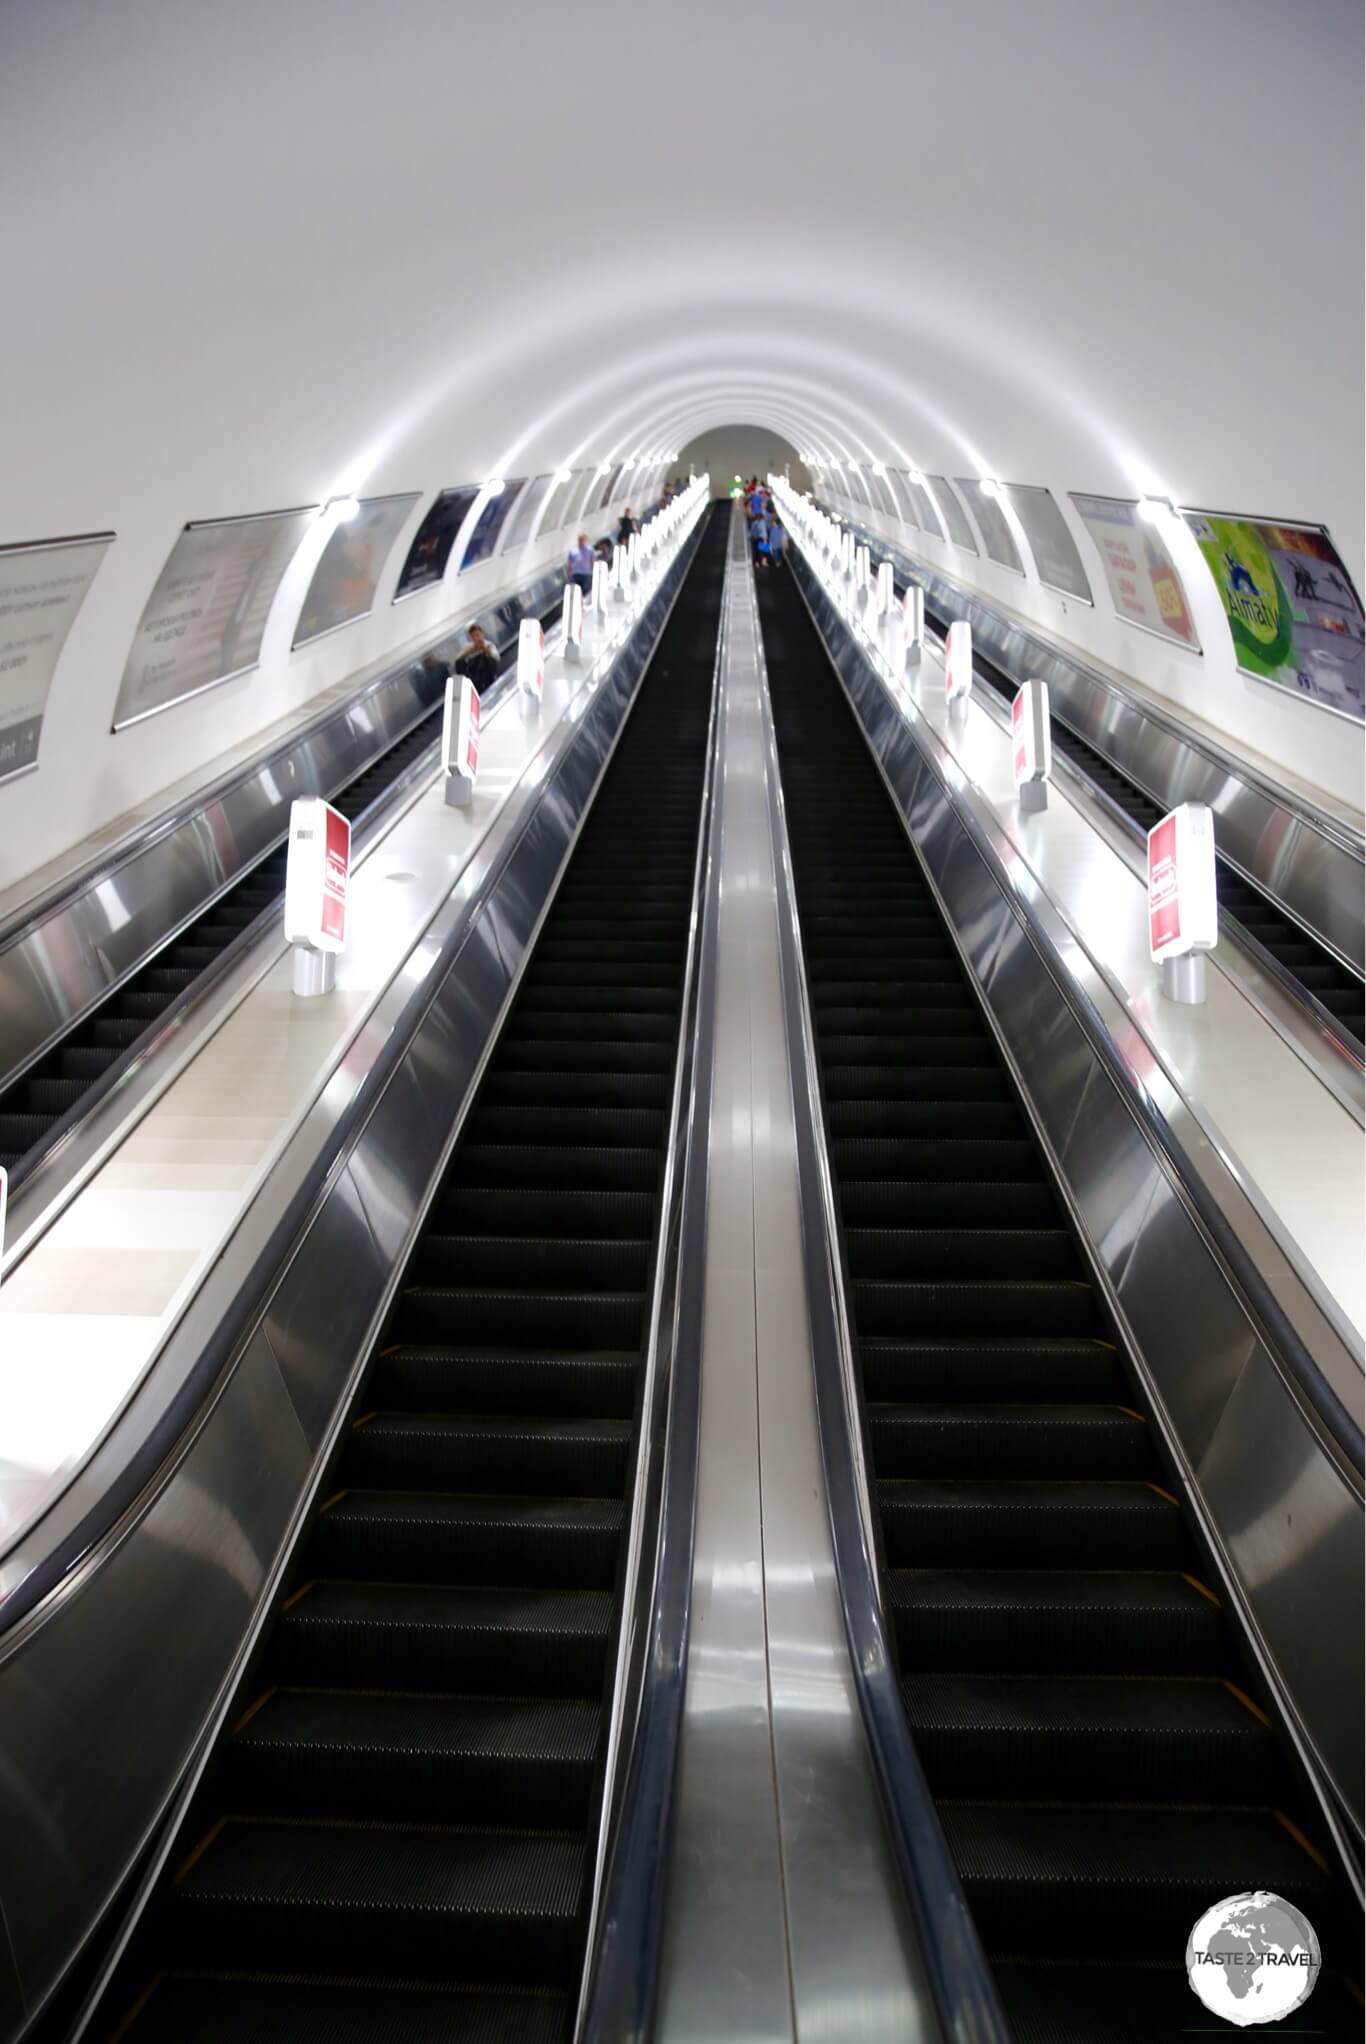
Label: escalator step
xmin=430 ymin=1187 xmax=655 ymax=1238
xmin=838 ymin=1182 xmax=1060 ymax=1229
xmin=227 ymin=1688 xmax=600 ymax=1826
xmin=412 ymin=1234 xmax=651 ymax=1289
xmin=482 ymin=1070 xmax=671 ymax=1109
xmin=939 ymin=1800 xmax=1333 ymax=1949
xmin=833 ymin=1137 xmax=1038 ymax=1181
xmin=878 ymin=1479 xmax=1187 ymax=1568
xmin=845 ymin=1227 xmax=1079 ymax=1278
xmin=310 ymin=1489 xmax=623 ymax=1587
xmin=466 ymin=1106 xmax=665 ymax=1147
xmin=116 ymin=1976 xmax=571 ymax=2044
xmin=823 ymin=1065 xmax=1010 ymax=1102
xmin=342 ymin=1412 xmax=632 ymax=1494
xmin=859 ymin=1337 xmax=1123 ymax=1403
xmin=904 ymin=1673 xmax=1275 ymax=1799
xmin=273 ymin=1581 xmax=613 ymax=1696
xmin=22 ymin=1077 xmax=87 ymax=1113
xmin=869 ymin=1403 xmax=1151 ymax=1479
xmin=493 ymin=1038 xmax=675 ymax=1074
xmin=392 ymin=1286 xmax=646 ymax=1348
xmin=887 ymin=1571 xmax=1225 ymax=1674
xmin=446 ymin=1145 xmax=662 ymax=1191
xmin=370 ymin=1347 xmax=638 ymax=1417
xmin=167 ymin=1820 xmax=585 ymax=1985
xmin=991 ymin=1959 xmax=1363 ymax=2044
xmin=853 ymin=1279 xmax=1100 ymax=1338
xmin=59 ymin=1046 xmax=121 ymax=1080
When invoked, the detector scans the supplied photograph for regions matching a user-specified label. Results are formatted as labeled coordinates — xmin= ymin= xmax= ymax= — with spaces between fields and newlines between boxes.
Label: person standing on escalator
xmin=616 ymin=506 xmax=639 ymax=547
xmin=453 ymin=624 xmax=498 ymax=692
xmin=566 ymin=531 xmax=596 ymax=604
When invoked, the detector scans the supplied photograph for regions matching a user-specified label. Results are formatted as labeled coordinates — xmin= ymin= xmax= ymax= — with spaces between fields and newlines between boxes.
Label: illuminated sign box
xmin=442 ymin=676 xmax=480 ymax=807
xmin=517 ymin=617 xmax=545 ymax=699
xmin=1012 ymin=681 xmax=1051 ymax=811
xmin=945 ymin=619 xmax=973 ymax=717
xmin=284 ymin=798 xmax=351 ymax=955
xmin=1147 ymin=803 xmax=1217 ymax=962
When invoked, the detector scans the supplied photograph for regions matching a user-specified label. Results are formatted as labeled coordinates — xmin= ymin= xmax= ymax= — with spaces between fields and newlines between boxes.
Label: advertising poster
xmin=1070 ymin=493 xmax=1200 ymax=651
xmin=955 ymin=479 xmax=1025 ymax=573
xmin=0 ymin=532 xmax=112 ymax=780
xmin=905 ymin=477 xmax=944 ymax=537
xmin=1006 ymin=486 xmax=1093 ymax=603
xmin=293 ymin=493 xmax=419 ymax=648
xmin=1184 ymin=512 xmax=1363 ymax=720
xmin=395 ymin=486 xmax=480 ymax=598
xmin=114 ymin=507 xmax=314 ymax=728
xmin=925 ymin=477 xmax=977 ymax=553
xmin=459 ymin=477 xmax=528 ymax=570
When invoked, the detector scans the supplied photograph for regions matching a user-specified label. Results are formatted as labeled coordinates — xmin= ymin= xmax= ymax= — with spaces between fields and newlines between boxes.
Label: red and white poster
xmin=518 ymin=617 xmax=545 ymax=699
xmin=284 ymin=797 xmax=351 ymax=954
xmin=1147 ymin=803 xmax=1217 ymax=962
xmin=945 ymin=619 xmax=973 ymax=704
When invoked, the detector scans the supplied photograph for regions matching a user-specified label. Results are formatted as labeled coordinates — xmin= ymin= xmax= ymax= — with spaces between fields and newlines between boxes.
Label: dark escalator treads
xmin=756 ymin=558 xmax=1360 ymax=2035
xmin=99 ymin=506 xmax=728 ymax=2038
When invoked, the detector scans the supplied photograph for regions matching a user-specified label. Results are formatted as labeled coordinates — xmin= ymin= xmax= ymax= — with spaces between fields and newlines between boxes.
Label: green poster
xmin=1185 ymin=512 xmax=1364 ymax=717
xmin=1187 ymin=515 xmax=1294 ymax=679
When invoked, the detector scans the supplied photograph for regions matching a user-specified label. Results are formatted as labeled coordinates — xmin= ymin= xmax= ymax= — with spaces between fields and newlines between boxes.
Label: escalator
xmin=91 ymin=503 xmax=727 ymax=2043
xmin=0 ymin=594 xmax=568 ymax=1179
xmin=879 ymin=556 xmax=1366 ymax=1048
xmin=757 ymin=559 xmax=1361 ymax=2041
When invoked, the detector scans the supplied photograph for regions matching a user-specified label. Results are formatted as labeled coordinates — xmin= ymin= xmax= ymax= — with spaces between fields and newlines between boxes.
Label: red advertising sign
xmin=284 ymin=797 xmax=351 ymax=955
xmin=321 ymin=804 xmax=350 ymax=946
xmin=1147 ymin=803 xmax=1217 ymax=962
xmin=463 ymin=683 xmax=480 ymax=778
xmin=945 ymin=619 xmax=973 ymax=703
xmin=1147 ymin=811 xmax=1181 ymax=956
xmin=1011 ymin=689 xmax=1028 ymax=783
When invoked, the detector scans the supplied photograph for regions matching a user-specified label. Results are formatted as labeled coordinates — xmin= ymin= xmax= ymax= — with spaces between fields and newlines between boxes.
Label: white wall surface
xmin=1 ymin=0 xmax=1361 ymax=883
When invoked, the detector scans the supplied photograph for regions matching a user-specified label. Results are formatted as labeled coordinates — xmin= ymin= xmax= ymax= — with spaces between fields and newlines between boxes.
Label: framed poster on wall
xmin=1070 ymin=492 xmax=1200 ymax=651
xmin=114 ymin=506 xmax=315 ymax=728
xmin=0 ymin=531 xmax=113 ymax=781
xmin=1183 ymin=510 xmax=1363 ymax=721
xmin=293 ymin=493 xmax=420 ymax=648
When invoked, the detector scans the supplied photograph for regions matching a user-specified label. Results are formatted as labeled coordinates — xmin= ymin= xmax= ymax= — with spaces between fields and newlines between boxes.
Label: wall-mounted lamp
xmin=908 ymin=470 xmax=927 ymax=487
xmin=324 ymin=495 xmax=361 ymax=522
xmin=553 ymin=468 xmax=573 ymax=484
xmin=1137 ymin=496 xmax=1178 ymax=525
xmin=484 ymin=478 xmax=506 ymax=497
xmin=978 ymin=478 xmax=1003 ymax=500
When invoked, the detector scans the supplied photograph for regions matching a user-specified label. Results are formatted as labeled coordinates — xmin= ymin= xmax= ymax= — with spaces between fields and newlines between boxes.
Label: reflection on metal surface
xmin=0 ymin=516 xmax=709 ymax=2038
xmin=789 ymin=542 xmax=1364 ymax=1850
xmin=656 ymin=508 xmax=935 ymax=2044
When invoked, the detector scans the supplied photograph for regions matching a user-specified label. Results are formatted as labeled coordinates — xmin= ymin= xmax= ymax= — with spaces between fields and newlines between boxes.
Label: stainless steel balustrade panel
xmin=0 ymin=531 xmax=703 ymax=2040
xmin=789 ymin=547 xmax=1365 ymax=1843
xmin=0 ymin=561 xmax=570 ymax=1092
xmin=656 ymin=508 xmax=932 ymax=2044
xmin=820 ymin=507 xmax=1365 ymax=972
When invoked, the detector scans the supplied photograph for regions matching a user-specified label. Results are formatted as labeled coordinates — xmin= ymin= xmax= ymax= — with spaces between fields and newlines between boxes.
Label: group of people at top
xmin=743 ymin=479 xmax=786 ymax=570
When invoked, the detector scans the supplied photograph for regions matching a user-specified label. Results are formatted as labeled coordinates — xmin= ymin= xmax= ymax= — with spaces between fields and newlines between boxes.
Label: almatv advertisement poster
xmin=1185 ymin=513 xmax=1364 ymax=720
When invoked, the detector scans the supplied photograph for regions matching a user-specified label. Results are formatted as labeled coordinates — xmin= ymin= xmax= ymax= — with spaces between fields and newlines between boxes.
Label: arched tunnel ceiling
xmin=3 ymin=0 xmax=1362 ymax=578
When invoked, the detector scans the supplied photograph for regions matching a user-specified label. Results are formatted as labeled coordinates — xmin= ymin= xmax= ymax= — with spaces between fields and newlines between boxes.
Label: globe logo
xmin=1186 ymin=1890 xmax=1320 ymax=2026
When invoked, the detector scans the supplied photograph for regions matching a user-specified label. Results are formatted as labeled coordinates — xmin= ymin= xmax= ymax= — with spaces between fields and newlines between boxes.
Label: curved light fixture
xmin=324 ymin=495 xmax=361 ymax=521
xmin=484 ymin=477 xmax=506 ymax=496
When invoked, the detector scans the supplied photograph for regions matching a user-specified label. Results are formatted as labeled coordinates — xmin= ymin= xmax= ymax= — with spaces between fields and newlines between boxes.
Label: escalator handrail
xmin=751 ymin=561 xmax=1016 ymax=2044
xmin=789 ymin=537 xmax=1365 ymax=1482
xmin=0 ymin=516 xmax=711 ymax=1643
xmin=574 ymin=507 xmax=727 ymax=2043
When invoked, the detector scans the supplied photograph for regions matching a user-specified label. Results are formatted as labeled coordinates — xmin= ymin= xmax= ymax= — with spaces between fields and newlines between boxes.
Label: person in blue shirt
xmin=566 ymin=531 xmax=595 ymax=603
xmin=751 ymin=509 xmax=770 ymax=567
xmin=766 ymin=513 xmax=786 ymax=568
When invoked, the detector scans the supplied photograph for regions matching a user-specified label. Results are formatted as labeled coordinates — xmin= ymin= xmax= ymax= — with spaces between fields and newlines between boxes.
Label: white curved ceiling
xmin=5 ymin=0 xmax=1360 ymax=556
xmin=0 ymin=0 xmax=1361 ymax=875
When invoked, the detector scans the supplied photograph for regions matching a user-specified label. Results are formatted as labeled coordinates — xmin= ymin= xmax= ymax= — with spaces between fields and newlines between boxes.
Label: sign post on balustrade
xmin=1148 ymin=802 xmax=1218 ymax=1004
xmin=283 ymin=797 xmax=350 ymax=996
xmin=1012 ymin=680 xmax=1051 ymax=814
xmin=590 ymin=558 xmax=611 ymax=621
xmin=0 ymin=1166 xmax=7 ymax=1294
xmin=945 ymin=619 xmax=973 ymax=723
xmin=611 ymin=545 xmax=628 ymax=603
xmin=561 ymin=580 xmax=584 ymax=663
xmin=902 ymin=584 xmax=925 ymax=667
xmin=875 ymin=561 xmax=895 ymax=617
xmin=442 ymin=674 xmax=480 ymax=809
xmin=517 ymin=617 xmax=545 ymax=715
